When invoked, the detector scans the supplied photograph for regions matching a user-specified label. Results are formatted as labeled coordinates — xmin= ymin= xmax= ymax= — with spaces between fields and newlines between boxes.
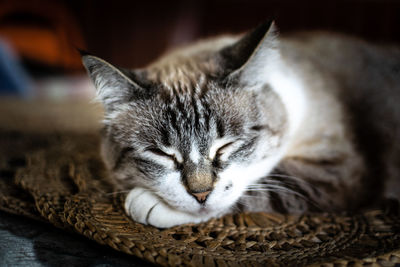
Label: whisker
xmin=235 ymin=198 xmax=256 ymax=209
xmin=240 ymin=193 xmax=271 ymax=199
xmin=266 ymin=173 xmax=319 ymax=190
xmin=265 ymin=174 xmax=323 ymax=200
xmin=248 ymin=185 xmax=304 ymax=196
xmin=230 ymin=204 xmax=243 ymax=213
xmin=267 ymin=173 xmax=303 ymax=180
xmin=245 ymin=182 xmax=323 ymax=210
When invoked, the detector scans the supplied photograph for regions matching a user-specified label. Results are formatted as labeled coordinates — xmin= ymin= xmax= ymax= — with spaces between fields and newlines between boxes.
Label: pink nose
xmin=191 ymin=191 xmax=211 ymax=203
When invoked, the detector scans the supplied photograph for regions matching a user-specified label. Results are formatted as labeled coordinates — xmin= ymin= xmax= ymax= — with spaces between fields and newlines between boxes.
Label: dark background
xmin=1 ymin=0 xmax=400 ymax=74
xmin=71 ymin=0 xmax=400 ymax=68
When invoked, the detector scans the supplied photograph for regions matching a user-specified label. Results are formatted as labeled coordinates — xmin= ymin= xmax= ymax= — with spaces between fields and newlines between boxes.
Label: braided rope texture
xmin=0 ymin=102 xmax=399 ymax=267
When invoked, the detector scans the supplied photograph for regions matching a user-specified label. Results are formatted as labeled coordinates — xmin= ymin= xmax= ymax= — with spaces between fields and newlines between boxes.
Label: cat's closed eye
xmin=145 ymin=147 xmax=184 ymax=168
xmin=215 ymin=142 xmax=234 ymax=156
xmin=146 ymin=148 xmax=176 ymax=161
xmin=209 ymin=140 xmax=237 ymax=161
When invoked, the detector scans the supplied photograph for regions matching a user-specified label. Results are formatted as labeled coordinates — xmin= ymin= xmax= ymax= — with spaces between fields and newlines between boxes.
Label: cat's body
xmin=82 ymin=22 xmax=400 ymax=228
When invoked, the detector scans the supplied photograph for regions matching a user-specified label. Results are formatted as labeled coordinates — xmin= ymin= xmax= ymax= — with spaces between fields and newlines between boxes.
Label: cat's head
xmin=82 ymin=21 xmax=289 ymax=217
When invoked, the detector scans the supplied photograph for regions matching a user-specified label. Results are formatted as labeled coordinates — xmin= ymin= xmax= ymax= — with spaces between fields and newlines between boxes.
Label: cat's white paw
xmin=124 ymin=187 xmax=204 ymax=228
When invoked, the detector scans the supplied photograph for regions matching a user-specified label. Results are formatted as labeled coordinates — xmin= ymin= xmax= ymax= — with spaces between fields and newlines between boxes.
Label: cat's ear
xmin=81 ymin=54 xmax=148 ymax=112
xmin=219 ymin=21 xmax=279 ymax=85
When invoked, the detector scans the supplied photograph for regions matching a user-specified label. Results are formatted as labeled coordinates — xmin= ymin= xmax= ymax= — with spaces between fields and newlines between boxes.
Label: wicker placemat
xmin=0 ymin=100 xmax=399 ymax=266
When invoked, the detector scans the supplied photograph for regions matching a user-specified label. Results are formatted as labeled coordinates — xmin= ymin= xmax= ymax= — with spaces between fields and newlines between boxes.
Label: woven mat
xmin=0 ymin=100 xmax=399 ymax=266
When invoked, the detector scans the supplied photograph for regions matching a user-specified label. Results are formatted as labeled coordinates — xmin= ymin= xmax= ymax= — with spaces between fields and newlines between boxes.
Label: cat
xmin=81 ymin=21 xmax=400 ymax=228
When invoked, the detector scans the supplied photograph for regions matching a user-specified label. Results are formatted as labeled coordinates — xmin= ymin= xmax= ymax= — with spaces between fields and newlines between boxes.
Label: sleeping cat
xmin=82 ymin=21 xmax=400 ymax=228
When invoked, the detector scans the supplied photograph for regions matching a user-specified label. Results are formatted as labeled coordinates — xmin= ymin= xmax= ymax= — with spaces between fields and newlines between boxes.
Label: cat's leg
xmin=124 ymin=187 xmax=205 ymax=228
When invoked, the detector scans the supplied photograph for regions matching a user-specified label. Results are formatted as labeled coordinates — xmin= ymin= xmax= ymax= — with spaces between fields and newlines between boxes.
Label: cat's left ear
xmin=219 ymin=21 xmax=279 ymax=86
xmin=81 ymin=54 xmax=150 ymax=112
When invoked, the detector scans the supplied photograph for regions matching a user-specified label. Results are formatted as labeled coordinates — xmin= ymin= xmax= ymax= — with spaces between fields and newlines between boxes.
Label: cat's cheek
xmin=212 ymin=160 xmax=278 ymax=209
xmin=205 ymin=179 xmax=243 ymax=213
xmin=217 ymin=166 xmax=253 ymax=195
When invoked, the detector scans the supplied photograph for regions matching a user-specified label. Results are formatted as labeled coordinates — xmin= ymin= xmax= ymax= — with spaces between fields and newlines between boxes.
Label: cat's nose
xmin=191 ymin=191 xmax=211 ymax=203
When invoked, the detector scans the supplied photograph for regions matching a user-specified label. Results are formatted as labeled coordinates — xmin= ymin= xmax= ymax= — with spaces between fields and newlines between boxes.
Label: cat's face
xmin=83 ymin=21 xmax=289 ymax=217
xmin=103 ymin=80 xmax=286 ymax=215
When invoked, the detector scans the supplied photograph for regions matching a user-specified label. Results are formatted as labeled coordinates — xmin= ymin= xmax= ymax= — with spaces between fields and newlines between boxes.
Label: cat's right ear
xmin=218 ymin=21 xmax=279 ymax=86
xmin=81 ymin=54 xmax=148 ymax=112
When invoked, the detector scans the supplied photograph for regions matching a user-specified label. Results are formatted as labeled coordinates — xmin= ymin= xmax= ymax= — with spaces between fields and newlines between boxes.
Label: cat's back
xmin=281 ymin=32 xmax=400 ymax=199
xmin=280 ymin=31 xmax=400 ymax=97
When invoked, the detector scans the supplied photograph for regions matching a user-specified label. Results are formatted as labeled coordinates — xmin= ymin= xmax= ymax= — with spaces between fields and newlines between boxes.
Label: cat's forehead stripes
xmin=146 ymin=50 xmax=213 ymax=95
xmin=161 ymin=86 xmax=215 ymax=142
xmin=150 ymin=66 xmax=208 ymax=95
xmin=145 ymin=36 xmax=236 ymax=94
